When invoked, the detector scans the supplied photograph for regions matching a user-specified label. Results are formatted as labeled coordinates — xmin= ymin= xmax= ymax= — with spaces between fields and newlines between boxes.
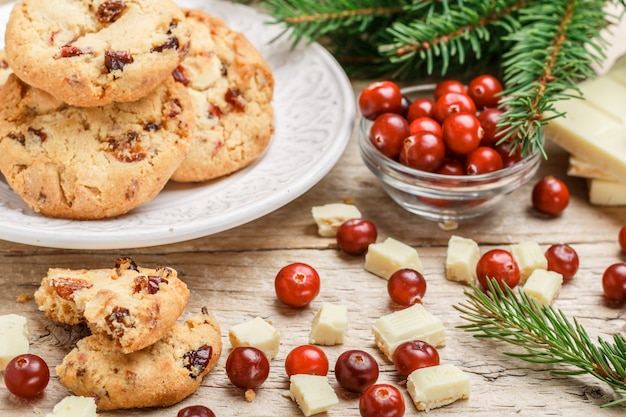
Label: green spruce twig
xmin=261 ymin=0 xmax=416 ymax=47
xmin=251 ymin=0 xmax=625 ymax=157
xmin=454 ymin=280 xmax=626 ymax=408
xmin=495 ymin=0 xmax=619 ymax=157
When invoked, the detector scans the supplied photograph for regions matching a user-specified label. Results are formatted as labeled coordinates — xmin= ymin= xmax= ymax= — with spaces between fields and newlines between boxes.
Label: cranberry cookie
xmin=34 ymin=257 xmax=190 ymax=353
xmin=56 ymin=308 xmax=222 ymax=410
xmin=0 ymin=51 xmax=12 ymax=85
xmin=0 ymin=74 xmax=194 ymax=219
xmin=5 ymin=0 xmax=191 ymax=107
xmin=170 ymin=9 xmax=274 ymax=182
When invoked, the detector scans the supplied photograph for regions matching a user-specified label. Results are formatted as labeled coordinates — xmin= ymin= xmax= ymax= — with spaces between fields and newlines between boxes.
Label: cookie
xmin=170 ymin=9 xmax=274 ymax=182
xmin=34 ymin=257 xmax=190 ymax=353
xmin=0 ymin=51 xmax=13 ymax=86
xmin=0 ymin=73 xmax=194 ymax=219
xmin=56 ymin=308 xmax=222 ymax=410
xmin=5 ymin=0 xmax=191 ymax=107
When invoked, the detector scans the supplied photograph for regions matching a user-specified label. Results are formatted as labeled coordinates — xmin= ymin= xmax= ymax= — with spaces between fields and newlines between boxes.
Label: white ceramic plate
xmin=0 ymin=0 xmax=355 ymax=249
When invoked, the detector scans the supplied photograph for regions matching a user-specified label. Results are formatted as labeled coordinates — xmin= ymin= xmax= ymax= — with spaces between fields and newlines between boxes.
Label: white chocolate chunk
xmin=566 ymin=155 xmax=626 ymax=205
xmin=588 ymin=179 xmax=626 ymax=206
xmin=290 ymin=374 xmax=339 ymax=416
xmin=371 ymin=303 xmax=445 ymax=360
xmin=45 ymin=396 xmax=98 ymax=417
xmin=311 ymin=203 xmax=361 ymax=237
xmin=445 ymin=235 xmax=479 ymax=285
xmin=544 ymin=56 xmax=626 ymax=182
xmin=309 ymin=303 xmax=347 ymax=346
xmin=523 ymin=269 xmax=563 ymax=306
xmin=0 ymin=314 xmax=29 ymax=370
xmin=364 ymin=237 xmax=423 ymax=280
xmin=510 ymin=241 xmax=548 ymax=284
xmin=228 ymin=317 xmax=280 ymax=360
xmin=567 ymin=155 xmax=618 ymax=181
xmin=407 ymin=364 xmax=471 ymax=411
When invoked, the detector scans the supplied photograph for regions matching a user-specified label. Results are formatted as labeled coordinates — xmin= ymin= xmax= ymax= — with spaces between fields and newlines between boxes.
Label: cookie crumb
xmin=244 ymin=388 xmax=256 ymax=402
xmin=17 ymin=293 xmax=32 ymax=303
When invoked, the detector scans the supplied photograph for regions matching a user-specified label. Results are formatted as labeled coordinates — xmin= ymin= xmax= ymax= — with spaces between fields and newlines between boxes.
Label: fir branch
xmin=260 ymin=0 xmax=424 ymax=46
xmin=496 ymin=0 xmax=616 ymax=157
xmin=454 ymin=281 xmax=626 ymax=408
xmin=378 ymin=0 xmax=528 ymax=76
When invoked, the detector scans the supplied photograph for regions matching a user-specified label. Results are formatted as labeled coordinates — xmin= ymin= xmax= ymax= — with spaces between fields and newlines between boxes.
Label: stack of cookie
xmin=0 ymin=0 xmax=274 ymax=220
xmin=34 ymin=257 xmax=223 ymax=411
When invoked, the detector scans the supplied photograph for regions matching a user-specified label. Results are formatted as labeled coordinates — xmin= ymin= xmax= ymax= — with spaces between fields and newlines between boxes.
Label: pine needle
xmin=454 ymin=280 xmax=626 ymax=408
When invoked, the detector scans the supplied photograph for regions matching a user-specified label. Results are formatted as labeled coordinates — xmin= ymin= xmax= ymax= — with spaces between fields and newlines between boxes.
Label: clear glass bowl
xmin=358 ymin=84 xmax=542 ymax=224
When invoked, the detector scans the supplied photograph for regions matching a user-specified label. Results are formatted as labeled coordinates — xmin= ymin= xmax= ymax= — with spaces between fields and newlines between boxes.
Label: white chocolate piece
xmin=0 ymin=314 xmax=29 ymax=370
xmin=364 ymin=237 xmax=424 ymax=280
xmin=407 ymin=364 xmax=471 ymax=411
xmin=588 ymin=179 xmax=626 ymax=206
xmin=309 ymin=303 xmax=347 ymax=346
xmin=566 ymin=156 xmax=626 ymax=206
xmin=311 ymin=203 xmax=361 ymax=237
xmin=567 ymin=154 xmax=618 ymax=181
xmin=523 ymin=269 xmax=563 ymax=306
xmin=228 ymin=317 xmax=280 ymax=360
xmin=371 ymin=303 xmax=445 ymax=360
xmin=445 ymin=235 xmax=479 ymax=285
xmin=290 ymin=374 xmax=339 ymax=416
xmin=510 ymin=241 xmax=548 ymax=284
xmin=45 ymin=396 xmax=98 ymax=417
xmin=544 ymin=55 xmax=626 ymax=181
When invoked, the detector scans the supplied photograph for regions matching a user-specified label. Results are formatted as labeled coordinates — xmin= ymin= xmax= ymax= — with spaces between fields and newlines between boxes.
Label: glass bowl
xmin=358 ymin=84 xmax=542 ymax=225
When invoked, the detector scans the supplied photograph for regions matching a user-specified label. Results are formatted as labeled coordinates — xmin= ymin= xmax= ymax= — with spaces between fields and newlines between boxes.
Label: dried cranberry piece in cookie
xmin=50 ymin=278 xmax=92 ymax=300
xmin=183 ymin=345 xmax=213 ymax=378
xmin=172 ymin=66 xmax=190 ymax=85
xmin=207 ymin=104 xmax=223 ymax=120
xmin=107 ymin=131 xmax=146 ymax=162
xmin=105 ymin=307 xmax=133 ymax=338
xmin=8 ymin=133 xmax=25 ymax=146
xmin=143 ymin=123 xmax=161 ymax=131
xmin=151 ymin=20 xmax=183 ymax=53
xmin=166 ymin=98 xmax=184 ymax=118
xmin=97 ymin=0 xmax=126 ymax=23
xmin=151 ymin=36 xmax=179 ymax=53
xmin=115 ymin=256 xmax=138 ymax=273
xmin=28 ymin=127 xmax=47 ymax=143
xmin=225 ymin=89 xmax=246 ymax=111
xmin=134 ymin=275 xmax=168 ymax=294
xmin=56 ymin=45 xmax=90 ymax=58
xmin=155 ymin=266 xmax=175 ymax=278
xmin=104 ymin=50 xmax=134 ymax=72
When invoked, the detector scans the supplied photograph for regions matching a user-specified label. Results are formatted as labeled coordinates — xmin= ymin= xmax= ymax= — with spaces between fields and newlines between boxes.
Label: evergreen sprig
xmin=262 ymin=0 xmax=416 ymax=47
xmin=252 ymin=0 xmax=625 ymax=156
xmin=454 ymin=281 xmax=626 ymax=408
xmin=377 ymin=0 xmax=525 ymax=77
xmin=496 ymin=0 xmax=618 ymax=156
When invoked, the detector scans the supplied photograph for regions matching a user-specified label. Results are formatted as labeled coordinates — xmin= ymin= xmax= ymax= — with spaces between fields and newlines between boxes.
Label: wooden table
xmin=1 ymin=4 xmax=625 ymax=417
xmin=2 ymin=90 xmax=625 ymax=416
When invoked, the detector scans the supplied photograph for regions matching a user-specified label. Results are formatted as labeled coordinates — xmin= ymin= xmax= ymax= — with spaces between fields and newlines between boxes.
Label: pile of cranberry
xmin=359 ymin=75 xmax=523 ymax=175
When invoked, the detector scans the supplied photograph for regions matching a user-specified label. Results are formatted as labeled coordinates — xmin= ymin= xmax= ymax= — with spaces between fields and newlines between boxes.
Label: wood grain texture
xmin=0 ymin=11 xmax=624 ymax=416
